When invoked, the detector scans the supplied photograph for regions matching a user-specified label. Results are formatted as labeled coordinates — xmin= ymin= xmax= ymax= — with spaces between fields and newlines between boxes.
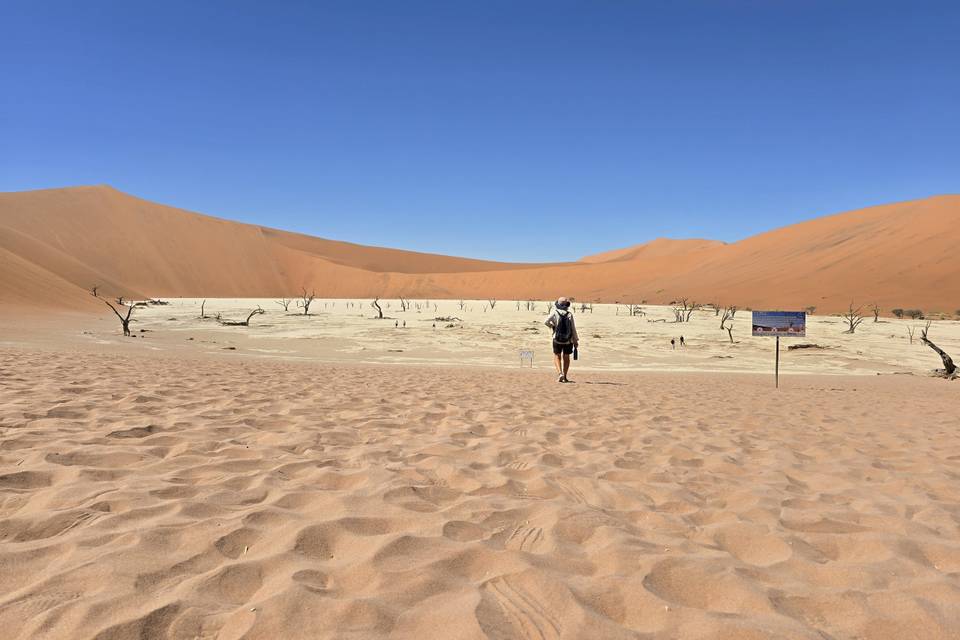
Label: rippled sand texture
xmin=1 ymin=347 xmax=959 ymax=639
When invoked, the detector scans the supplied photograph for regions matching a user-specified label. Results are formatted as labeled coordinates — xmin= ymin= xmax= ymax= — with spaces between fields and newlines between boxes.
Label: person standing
xmin=544 ymin=297 xmax=579 ymax=382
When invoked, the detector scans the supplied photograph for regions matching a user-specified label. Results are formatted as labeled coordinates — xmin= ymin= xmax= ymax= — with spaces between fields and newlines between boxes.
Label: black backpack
xmin=554 ymin=310 xmax=573 ymax=343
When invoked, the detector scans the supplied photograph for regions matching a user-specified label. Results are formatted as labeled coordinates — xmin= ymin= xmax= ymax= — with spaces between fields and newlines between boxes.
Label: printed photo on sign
xmin=752 ymin=311 xmax=806 ymax=337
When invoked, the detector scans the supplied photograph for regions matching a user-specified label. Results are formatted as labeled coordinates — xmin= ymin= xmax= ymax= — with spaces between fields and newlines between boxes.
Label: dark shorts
xmin=552 ymin=341 xmax=574 ymax=355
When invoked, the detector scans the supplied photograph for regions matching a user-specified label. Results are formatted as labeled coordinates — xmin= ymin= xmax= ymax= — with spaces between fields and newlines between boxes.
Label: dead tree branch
xmin=372 ymin=298 xmax=383 ymax=319
xmin=920 ymin=322 xmax=957 ymax=377
xmin=720 ymin=306 xmax=737 ymax=330
xmin=219 ymin=306 xmax=265 ymax=326
xmin=100 ymin=298 xmax=135 ymax=336
xmin=299 ymin=288 xmax=316 ymax=316
xmin=276 ymin=298 xmax=292 ymax=312
xmin=842 ymin=302 xmax=865 ymax=334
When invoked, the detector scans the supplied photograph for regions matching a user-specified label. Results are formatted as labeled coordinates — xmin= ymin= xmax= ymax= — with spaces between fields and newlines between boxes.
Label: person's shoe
xmin=558 ymin=374 xmax=565 ymax=383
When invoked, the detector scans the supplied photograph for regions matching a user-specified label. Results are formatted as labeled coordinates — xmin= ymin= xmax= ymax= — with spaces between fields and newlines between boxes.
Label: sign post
xmin=752 ymin=311 xmax=806 ymax=388
xmin=775 ymin=335 xmax=780 ymax=388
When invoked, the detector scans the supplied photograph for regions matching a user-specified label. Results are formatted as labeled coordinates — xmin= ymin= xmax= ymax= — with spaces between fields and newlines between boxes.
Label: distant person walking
xmin=544 ymin=297 xmax=579 ymax=383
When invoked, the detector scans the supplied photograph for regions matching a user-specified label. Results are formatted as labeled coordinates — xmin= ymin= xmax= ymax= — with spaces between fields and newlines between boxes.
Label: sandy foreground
xmin=2 ymin=324 xmax=960 ymax=639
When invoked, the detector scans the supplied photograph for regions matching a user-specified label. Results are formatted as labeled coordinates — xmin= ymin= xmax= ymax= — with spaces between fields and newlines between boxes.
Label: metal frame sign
xmin=752 ymin=311 xmax=806 ymax=337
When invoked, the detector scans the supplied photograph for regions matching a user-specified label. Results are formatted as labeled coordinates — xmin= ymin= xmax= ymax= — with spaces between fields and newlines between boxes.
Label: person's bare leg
xmin=562 ymin=353 xmax=571 ymax=380
xmin=553 ymin=353 xmax=563 ymax=379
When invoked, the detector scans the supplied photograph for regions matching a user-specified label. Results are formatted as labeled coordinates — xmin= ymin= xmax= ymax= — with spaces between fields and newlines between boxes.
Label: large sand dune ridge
xmin=1 ymin=185 xmax=958 ymax=314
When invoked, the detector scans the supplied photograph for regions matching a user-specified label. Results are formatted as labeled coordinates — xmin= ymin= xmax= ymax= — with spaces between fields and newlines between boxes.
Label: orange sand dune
xmin=1 ymin=185 xmax=958 ymax=313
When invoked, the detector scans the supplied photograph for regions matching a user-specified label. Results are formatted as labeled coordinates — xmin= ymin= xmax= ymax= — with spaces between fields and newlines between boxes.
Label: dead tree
xmin=458 ymin=300 xmax=466 ymax=311
xmin=100 ymin=298 xmax=135 ymax=336
xmin=488 ymin=299 xmax=497 ymax=310
xmin=372 ymin=298 xmax=383 ymax=319
xmin=907 ymin=325 xmax=916 ymax=345
xmin=200 ymin=299 xmax=208 ymax=319
xmin=399 ymin=297 xmax=408 ymax=312
xmin=920 ymin=322 xmax=957 ymax=377
xmin=219 ymin=306 xmax=265 ymax=326
xmin=871 ymin=304 xmax=881 ymax=322
xmin=726 ymin=324 xmax=734 ymax=344
xmin=842 ymin=302 xmax=865 ymax=334
xmin=672 ymin=299 xmax=701 ymax=323
xmin=299 ymin=288 xmax=316 ymax=316
xmin=276 ymin=298 xmax=292 ymax=312
xmin=720 ymin=306 xmax=736 ymax=330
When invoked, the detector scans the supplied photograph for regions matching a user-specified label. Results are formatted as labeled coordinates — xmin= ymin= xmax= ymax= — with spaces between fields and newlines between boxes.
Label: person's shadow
xmin=582 ymin=381 xmax=627 ymax=386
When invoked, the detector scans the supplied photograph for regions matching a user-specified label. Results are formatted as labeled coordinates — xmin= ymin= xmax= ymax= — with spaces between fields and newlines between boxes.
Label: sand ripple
xmin=1 ymin=347 xmax=960 ymax=638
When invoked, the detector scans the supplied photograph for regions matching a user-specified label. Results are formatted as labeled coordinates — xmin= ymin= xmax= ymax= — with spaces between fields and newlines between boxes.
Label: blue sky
xmin=2 ymin=1 xmax=958 ymax=262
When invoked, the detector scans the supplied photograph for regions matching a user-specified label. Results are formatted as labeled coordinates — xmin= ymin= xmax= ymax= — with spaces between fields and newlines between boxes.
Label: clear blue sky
xmin=2 ymin=1 xmax=958 ymax=262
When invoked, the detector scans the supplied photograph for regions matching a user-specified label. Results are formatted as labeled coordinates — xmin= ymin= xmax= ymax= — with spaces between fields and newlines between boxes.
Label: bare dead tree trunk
xmin=720 ymin=308 xmax=733 ymax=330
xmin=488 ymin=299 xmax=497 ymax=310
xmin=276 ymin=298 xmax=291 ymax=311
xmin=871 ymin=304 xmax=881 ymax=322
xmin=843 ymin=302 xmax=865 ymax=334
xmin=200 ymin=299 xmax=207 ymax=319
xmin=219 ymin=306 xmax=265 ymax=326
xmin=300 ymin=288 xmax=316 ymax=316
xmin=100 ymin=298 xmax=135 ymax=336
xmin=399 ymin=297 xmax=408 ymax=312
xmin=372 ymin=298 xmax=383 ymax=319
xmin=920 ymin=322 xmax=956 ymax=377
xmin=907 ymin=325 xmax=916 ymax=345
xmin=458 ymin=300 xmax=465 ymax=311
xmin=726 ymin=325 xmax=734 ymax=343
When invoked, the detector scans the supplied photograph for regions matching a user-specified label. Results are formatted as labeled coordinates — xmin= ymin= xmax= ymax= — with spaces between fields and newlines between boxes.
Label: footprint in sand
xmin=106 ymin=425 xmax=160 ymax=439
xmin=292 ymin=569 xmax=331 ymax=593
xmin=713 ymin=523 xmax=793 ymax=566
xmin=476 ymin=575 xmax=562 ymax=640
xmin=0 ymin=470 xmax=52 ymax=490
xmin=505 ymin=525 xmax=545 ymax=552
